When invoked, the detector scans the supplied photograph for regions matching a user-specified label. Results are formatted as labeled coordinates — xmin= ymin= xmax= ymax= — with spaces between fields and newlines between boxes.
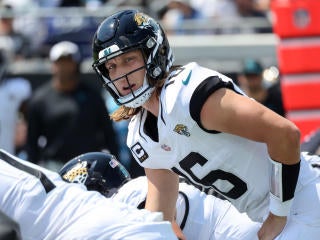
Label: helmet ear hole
xmin=148 ymin=66 xmax=162 ymax=79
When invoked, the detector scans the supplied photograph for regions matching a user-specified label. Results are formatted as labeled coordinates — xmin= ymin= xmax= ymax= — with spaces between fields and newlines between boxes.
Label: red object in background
xmin=286 ymin=110 xmax=320 ymax=141
xmin=281 ymin=73 xmax=320 ymax=110
xmin=271 ymin=0 xmax=320 ymax=38
xmin=277 ymin=37 xmax=320 ymax=74
xmin=271 ymin=0 xmax=320 ymax=140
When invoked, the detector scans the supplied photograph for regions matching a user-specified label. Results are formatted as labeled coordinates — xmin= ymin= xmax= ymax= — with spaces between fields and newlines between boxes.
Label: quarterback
xmin=92 ymin=9 xmax=320 ymax=239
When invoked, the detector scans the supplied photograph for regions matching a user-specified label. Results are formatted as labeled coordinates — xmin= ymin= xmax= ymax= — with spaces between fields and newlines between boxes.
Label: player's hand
xmin=171 ymin=221 xmax=186 ymax=240
xmin=258 ymin=213 xmax=286 ymax=240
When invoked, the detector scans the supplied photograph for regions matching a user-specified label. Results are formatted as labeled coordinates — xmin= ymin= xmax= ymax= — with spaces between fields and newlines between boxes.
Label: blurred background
xmin=0 ymin=0 xmax=276 ymax=88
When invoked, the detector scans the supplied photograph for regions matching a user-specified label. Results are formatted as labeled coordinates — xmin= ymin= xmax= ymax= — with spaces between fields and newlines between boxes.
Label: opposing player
xmin=60 ymin=152 xmax=261 ymax=240
xmin=91 ymin=9 xmax=320 ymax=239
xmin=0 ymin=149 xmax=178 ymax=240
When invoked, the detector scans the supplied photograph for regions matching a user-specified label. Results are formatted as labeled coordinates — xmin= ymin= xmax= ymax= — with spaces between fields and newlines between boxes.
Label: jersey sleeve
xmin=112 ymin=177 xmax=148 ymax=208
xmin=189 ymin=75 xmax=243 ymax=132
xmin=164 ymin=62 xmax=245 ymax=131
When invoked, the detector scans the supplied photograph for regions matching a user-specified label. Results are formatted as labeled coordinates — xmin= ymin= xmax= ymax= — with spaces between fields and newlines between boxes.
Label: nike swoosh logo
xmin=182 ymin=70 xmax=192 ymax=85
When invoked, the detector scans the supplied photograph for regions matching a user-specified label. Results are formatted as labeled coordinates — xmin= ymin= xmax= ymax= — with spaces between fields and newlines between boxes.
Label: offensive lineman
xmin=60 ymin=152 xmax=320 ymax=240
xmin=0 ymin=149 xmax=178 ymax=240
xmin=60 ymin=152 xmax=262 ymax=240
xmin=2 ymin=150 xmax=319 ymax=240
xmin=113 ymin=176 xmax=261 ymax=240
xmin=91 ymin=9 xmax=320 ymax=239
xmin=0 ymin=148 xmax=261 ymax=240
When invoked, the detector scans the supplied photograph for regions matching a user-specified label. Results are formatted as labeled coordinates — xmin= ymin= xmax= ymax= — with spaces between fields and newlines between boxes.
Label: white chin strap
xmin=123 ymin=86 xmax=155 ymax=108
xmin=118 ymin=75 xmax=155 ymax=108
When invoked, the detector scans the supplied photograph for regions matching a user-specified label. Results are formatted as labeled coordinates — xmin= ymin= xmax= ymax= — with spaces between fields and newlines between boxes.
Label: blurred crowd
xmin=0 ymin=0 xmax=272 ymax=61
xmin=0 ymin=0 xmax=279 ymax=177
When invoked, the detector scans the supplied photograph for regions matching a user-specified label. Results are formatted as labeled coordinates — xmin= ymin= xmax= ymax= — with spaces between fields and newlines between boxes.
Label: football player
xmin=0 ymin=150 xmax=177 ymax=240
xmin=92 ymin=9 xmax=320 ymax=239
xmin=60 ymin=152 xmax=261 ymax=240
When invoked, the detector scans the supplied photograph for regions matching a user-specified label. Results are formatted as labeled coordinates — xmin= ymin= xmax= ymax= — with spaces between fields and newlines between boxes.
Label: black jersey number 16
xmin=172 ymin=152 xmax=247 ymax=199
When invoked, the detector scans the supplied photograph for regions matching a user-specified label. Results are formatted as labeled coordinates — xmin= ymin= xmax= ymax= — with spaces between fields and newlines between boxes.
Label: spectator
xmin=157 ymin=0 xmax=202 ymax=35
xmin=190 ymin=0 xmax=236 ymax=19
xmin=0 ymin=3 xmax=32 ymax=60
xmin=237 ymin=59 xmax=285 ymax=116
xmin=0 ymin=49 xmax=32 ymax=154
xmin=1 ymin=0 xmax=47 ymax=58
xmin=39 ymin=0 xmax=100 ymax=59
xmin=189 ymin=0 xmax=271 ymax=34
xmin=254 ymin=0 xmax=270 ymax=13
xmin=26 ymin=41 xmax=119 ymax=171
xmin=234 ymin=0 xmax=271 ymax=33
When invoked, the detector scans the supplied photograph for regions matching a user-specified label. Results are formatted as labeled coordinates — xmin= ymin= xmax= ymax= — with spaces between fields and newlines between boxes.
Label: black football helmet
xmin=92 ymin=9 xmax=174 ymax=108
xmin=59 ymin=152 xmax=131 ymax=197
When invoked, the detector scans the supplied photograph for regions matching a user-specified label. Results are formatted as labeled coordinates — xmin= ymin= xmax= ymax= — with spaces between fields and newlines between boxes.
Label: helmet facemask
xmin=94 ymin=47 xmax=156 ymax=108
xmin=92 ymin=10 xmax=174 ymax=108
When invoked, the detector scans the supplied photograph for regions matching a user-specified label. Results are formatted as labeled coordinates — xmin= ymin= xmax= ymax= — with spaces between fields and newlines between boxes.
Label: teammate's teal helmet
xmin=92 ymin=9 xmax=174 ymax=108
xmin=59 ymin=152 xmax=131 ymax=197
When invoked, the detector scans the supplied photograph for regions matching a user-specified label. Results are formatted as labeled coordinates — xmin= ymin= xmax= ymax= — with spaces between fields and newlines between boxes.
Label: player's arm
xmin=200 ymin=88 xmax=300 ymax=239
xmin=201 ymin=88 xmax=300 ymax=162
xmin=144 ymin=168 xmax=185 ymax=239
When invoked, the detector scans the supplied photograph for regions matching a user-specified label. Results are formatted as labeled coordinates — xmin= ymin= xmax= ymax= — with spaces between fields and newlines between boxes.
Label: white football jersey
xmin=0 ymin=78 xmax=31 ymax=153
xmin=113 ymin=176 xmax=261 ymax=240
xmin=0 ymin=150 xmax=177 ymax=240
xmin=127 ymin=62 xmax=320 ymax=222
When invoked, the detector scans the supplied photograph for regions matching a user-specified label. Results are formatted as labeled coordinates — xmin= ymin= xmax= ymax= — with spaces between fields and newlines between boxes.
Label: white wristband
xmin=269 ymin=157 xmax=300 ymax=216
xmin=269 ymin=193 xmax=293 ymax=216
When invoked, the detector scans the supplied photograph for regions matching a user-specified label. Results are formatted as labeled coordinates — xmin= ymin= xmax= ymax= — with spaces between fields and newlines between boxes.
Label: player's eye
xmin=125 ymin=56 xmax=134 ymax=63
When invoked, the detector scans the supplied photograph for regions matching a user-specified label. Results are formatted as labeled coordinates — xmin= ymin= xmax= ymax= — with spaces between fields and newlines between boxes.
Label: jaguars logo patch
xmin=62 ymin=161 xmax=88 ymax=184
xmin=174 ymin=124 xmax=190 ymax=137
xmin=134 ymin=12 xmax=149 ymax=27
xmin=134 ymin=12 xmax=160 ymax=35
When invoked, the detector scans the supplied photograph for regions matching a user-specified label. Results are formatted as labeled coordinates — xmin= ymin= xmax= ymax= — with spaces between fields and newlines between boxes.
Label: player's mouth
xmin=122 ymin=84 xmax=136 ymax=95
